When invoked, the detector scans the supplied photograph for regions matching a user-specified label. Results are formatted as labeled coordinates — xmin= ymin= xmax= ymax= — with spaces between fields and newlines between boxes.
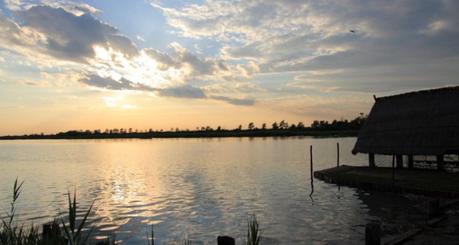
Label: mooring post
xmin=408 ymin=155 xmax=414 ymax=169
xmin=310 ymin=145 xmax=314 ymax=196
xmin=42 ymin=222 xmax=61 ymax=242
xmin=337 ymin=142 xmax=340 ymax=167
xmin=217 ymin=236 xmax=235 ymax=245
xmin=365 ymin=222 xmax=381 ymax=245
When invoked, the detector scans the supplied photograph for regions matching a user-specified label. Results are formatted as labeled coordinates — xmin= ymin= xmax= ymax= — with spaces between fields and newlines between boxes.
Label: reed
xmin=61 ymin=191 xmax=94 ymax=245
xmin=246 ymin=215 xmax=261 ymax=245
xmin=0 ymin=178 xmax=41 ymax=245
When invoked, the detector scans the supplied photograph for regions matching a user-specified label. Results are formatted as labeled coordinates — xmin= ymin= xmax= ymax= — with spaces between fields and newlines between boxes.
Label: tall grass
xmin=61 ymin=191 xmax=94 ymax=245
xmin=246 ymin=215 xmax=261 ymax=245
xmin=0 ymin=179 xmax=93 ymax=245
xmin=0 ymin=178 xmax=43 ymax=245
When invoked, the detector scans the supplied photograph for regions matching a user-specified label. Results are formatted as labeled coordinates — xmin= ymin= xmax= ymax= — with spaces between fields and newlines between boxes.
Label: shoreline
xmin=0 ymin=129 xmax=359 ymax=140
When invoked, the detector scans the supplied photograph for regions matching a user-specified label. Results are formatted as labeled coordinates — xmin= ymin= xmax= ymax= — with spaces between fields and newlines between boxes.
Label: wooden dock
xmin=314 ymin=165 xmax=459 ymax=197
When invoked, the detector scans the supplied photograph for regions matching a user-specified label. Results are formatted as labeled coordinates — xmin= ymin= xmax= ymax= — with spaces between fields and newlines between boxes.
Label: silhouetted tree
xmin=248 ymin=122 xmax=255 ymax=130
xmin=261 ymin=123 xmax=267 ymax=130
xmin=272 ymin=122 xmax=279 ymax=130
xmin=279 ymin=120 xmax=288 ymax=129
xmin=297 ymin=122 xmax=305 ymax=129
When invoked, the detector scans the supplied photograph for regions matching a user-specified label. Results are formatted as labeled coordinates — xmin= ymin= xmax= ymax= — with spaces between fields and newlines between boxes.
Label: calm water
xmin=0 ymin=137 xmax=422 ymax=244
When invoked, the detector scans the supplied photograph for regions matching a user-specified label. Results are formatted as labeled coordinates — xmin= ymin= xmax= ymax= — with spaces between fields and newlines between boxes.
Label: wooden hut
xmin=352 ymin=86 xmax=459 ymax=170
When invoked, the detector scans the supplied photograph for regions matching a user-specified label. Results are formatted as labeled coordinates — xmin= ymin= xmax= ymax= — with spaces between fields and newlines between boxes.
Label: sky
xmin=0 ymin=0 xmax=458 ymax=135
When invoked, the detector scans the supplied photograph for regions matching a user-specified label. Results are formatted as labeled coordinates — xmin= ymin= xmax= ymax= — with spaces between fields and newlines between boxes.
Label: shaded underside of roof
xmin=353 ymin=86 xmax=459 ymax=155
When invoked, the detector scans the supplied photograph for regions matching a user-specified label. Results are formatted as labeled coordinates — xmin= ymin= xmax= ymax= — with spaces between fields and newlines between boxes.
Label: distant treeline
xmin=0 ymin=114 xmax=367 ymax=140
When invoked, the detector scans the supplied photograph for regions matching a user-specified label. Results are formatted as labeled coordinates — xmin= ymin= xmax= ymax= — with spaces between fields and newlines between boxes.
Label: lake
xmin=0 ymin=137 xmax=421 ymax=244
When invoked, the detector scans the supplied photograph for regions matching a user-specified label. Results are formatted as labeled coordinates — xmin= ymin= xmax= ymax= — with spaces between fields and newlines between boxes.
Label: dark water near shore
xmin=0 ymin=137 xmax=424 ymax=244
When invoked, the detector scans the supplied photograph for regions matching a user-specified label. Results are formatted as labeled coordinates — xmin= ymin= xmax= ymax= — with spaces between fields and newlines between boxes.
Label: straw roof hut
xmin=352 ymin=86 xmax=459 ymax=168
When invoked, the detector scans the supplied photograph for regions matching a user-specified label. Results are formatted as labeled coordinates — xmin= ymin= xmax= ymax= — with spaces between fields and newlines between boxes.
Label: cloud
xmin=154 ymin=0 xmax=459 ymax=71
xmin=79 ymin=74 xmax=154 ymax=91
xmin=79 ymin=74 xmax=256 ymax=106
xmin=153 ymin=0 xmax=459 ymax=94
xmin=157 ymin=84 xmax=206 ymax=99
xmin=209 ymin=95 xmax=255 ymax=106
xmin=15 ymin=5 xmax=137 ymax=62
xmin=1 ymin=3 xmax=259 ymax=103
xmin=145 ymin=43 xmax=225 ymax=76
xmin=5 ymin=0 xmax=100 ymax=15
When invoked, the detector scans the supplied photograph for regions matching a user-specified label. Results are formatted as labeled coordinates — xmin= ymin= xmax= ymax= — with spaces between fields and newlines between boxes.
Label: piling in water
xmin=365 ymin=222 xmax=381 ymax=245
xmin=337 ymin=142 xmax=340 ymax=167
xmin=218 ymin=236 xmax=235 ymax=245
xmin=310 ymin=145 xmax=314 ymax=196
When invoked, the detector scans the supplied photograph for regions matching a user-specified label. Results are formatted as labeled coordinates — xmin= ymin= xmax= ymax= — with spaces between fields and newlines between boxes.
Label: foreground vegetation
xmin=0 ymin=114 xmax=367 ymax=140
xmin=0 ymin=180 xmax=262 ymax=245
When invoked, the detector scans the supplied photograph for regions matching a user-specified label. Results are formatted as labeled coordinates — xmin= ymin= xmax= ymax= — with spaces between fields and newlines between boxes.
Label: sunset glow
xmin=1 ymin=0 xmax=458 ymax=135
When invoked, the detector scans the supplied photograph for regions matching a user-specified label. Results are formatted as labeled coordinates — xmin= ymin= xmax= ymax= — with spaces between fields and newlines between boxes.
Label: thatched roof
xmin=352 ymin=86 xmax=459 ymax=155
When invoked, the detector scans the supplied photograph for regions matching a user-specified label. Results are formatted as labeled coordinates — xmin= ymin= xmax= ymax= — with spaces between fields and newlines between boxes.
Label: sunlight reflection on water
xmin=0 ymin=137 xmax=402 ymax=244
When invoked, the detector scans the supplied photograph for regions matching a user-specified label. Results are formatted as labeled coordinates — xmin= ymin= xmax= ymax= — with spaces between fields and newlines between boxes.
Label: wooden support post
xmin=408 ymin=155 xmax=414 ymax=169
xmin=365 ymin=222 xmax=381 ymax=245
xmin=396 ymin=154 xmax=403 ymax=169
xmin=392 ymin=155 xmax=395 ymax=187
xmin=337 ymin=142 xmax=340 ymax=167
xmin=369 ymin=153 xmax=375 ymax=168
xmin=218 ymin=236 xmax=235 ymax=245
xmin=437 ymin=155 xmax=444 ymax=171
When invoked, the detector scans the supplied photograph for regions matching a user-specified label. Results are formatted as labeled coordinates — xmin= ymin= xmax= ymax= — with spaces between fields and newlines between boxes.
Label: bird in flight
xmin=349 ymin=30 xmax=356 ymax=33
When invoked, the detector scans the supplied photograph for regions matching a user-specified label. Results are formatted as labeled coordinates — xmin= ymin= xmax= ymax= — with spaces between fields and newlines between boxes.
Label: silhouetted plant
xmin=246 ymin=215 xmax=261 ymax=245
xmin=61 ymin=192 xmax=94 ymax=245
xmin=0 ymin=179 xmax=43 ymax=245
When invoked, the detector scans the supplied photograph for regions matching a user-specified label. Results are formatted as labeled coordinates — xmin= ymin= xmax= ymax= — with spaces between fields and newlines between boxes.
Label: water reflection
xmin=0 ymin=137 xmax=401 ymax=244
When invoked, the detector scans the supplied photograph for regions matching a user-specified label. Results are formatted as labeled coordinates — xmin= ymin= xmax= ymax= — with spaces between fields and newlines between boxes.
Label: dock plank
xmin=314 ymin=165 xmax=459 ymax=197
